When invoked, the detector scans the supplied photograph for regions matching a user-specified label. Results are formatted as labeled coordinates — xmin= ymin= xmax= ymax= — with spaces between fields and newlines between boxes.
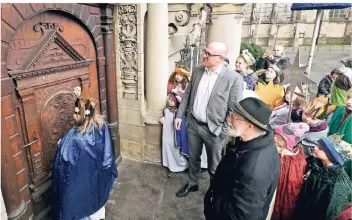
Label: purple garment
xmin=309 ymin=120 xmax=328 ymax=132
xmin=243 ymin=74 xmax=255 ymax=91
xmin=291 ymin=108 xmax=304 ymax=122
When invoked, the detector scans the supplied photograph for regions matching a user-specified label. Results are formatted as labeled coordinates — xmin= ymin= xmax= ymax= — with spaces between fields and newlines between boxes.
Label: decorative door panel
xmin=6 ymin=10 xmax=99 ymax=218
xmin=38 ymin=83 xmax=79 ymax=170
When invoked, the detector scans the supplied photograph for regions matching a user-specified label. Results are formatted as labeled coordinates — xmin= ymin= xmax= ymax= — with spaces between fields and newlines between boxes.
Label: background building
xmin=241 ymin=3 xmax=351 ymax=47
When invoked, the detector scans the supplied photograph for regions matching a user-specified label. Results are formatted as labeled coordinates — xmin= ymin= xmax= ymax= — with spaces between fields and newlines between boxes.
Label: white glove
xmin=176 ymin=95 xmax=182 ymax=103
xmin=171 ymin=89 xmax=178 ymax=95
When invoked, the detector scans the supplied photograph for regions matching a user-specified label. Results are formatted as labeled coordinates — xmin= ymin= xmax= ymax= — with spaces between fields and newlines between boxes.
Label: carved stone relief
xmin=175 ymin=11 xmax=190 ymax=26
xmin=118 ymin=4 xmax=138 ymax=99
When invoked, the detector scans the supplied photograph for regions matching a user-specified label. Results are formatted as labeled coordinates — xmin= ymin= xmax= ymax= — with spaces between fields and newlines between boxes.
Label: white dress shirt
xmin=192 ymin=65 xmax=223 ymax=123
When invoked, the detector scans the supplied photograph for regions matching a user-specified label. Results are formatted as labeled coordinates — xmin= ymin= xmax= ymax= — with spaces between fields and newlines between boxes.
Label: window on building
xmin=259 ymin=4 xmax=274 ymax=22
xmin=329 ymin=8 xmax=347 ymax=19
xmin=243 ymin=4 xmax=253 ymax=22
xmin=276 ymin=3 xmax=292 ymax=22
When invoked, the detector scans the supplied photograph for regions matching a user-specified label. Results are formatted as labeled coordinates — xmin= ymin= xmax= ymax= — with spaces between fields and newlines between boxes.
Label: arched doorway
xmin=6 ymin=10 xmax=100 ymax=218
xmin=1 ymin=3 xmax=120 ymax=218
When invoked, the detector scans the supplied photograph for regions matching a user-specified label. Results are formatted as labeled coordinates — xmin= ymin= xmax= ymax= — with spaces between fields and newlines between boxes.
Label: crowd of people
xmin=162 ymin=42 xmax=352 ymax=220
xmin=48 ymin=41 xmax=351 ymax=220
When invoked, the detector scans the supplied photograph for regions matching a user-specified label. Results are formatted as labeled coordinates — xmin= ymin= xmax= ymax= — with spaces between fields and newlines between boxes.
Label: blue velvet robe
xmin=175 ymin=111 xmax=188 ymax=156
xmin=51 ymin=123 xmax=118 ymax=220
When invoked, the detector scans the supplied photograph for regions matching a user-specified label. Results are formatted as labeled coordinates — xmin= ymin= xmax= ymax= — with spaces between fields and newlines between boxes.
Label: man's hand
xmin=175 ymin=118 xmax=182 ymax=130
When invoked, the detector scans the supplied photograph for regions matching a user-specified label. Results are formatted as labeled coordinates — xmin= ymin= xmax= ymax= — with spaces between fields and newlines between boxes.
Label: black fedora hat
xmin=229 ymin=97 xmax=272 ymax=131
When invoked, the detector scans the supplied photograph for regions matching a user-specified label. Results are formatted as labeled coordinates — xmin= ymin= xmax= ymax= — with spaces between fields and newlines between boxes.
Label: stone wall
xmin=115 ymin=3 xmax=202 ymax=163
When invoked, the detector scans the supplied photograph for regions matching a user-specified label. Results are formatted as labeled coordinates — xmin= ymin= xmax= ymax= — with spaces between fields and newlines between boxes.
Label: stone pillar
xmin=143 ymin=3 xmax=168 ymax=163
xmin=146 ymin=3 xmax=168 ymax=120
xmin=101 ymin=5 xmax=120 ymax=159
xmin=208 ymin=4 xmax=245 ymax=70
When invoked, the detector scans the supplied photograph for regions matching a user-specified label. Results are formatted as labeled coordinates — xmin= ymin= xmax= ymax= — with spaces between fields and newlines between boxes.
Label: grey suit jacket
xmin=176 ymin=65 xmax=243 ymax=138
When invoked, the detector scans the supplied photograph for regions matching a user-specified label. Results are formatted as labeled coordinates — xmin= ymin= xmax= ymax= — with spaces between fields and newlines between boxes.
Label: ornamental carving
xmin=41 ymin=92 xmax=75 ymax=169
xmin=175 ymin=11 xmax=190 ymax=26
xmin=34 ymin=22 xmax=64 ymax=32
xmin=102 ymin=24 xmax=114 ymax=33
xmin=118 ymin=4 xmax=138 ymax=99
xmin=7 ymin=24 xmax=89 ymax=73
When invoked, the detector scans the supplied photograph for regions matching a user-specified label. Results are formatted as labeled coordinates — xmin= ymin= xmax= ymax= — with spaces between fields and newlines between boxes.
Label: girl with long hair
xmin=51 ymin=94 xmax=117 ymax=220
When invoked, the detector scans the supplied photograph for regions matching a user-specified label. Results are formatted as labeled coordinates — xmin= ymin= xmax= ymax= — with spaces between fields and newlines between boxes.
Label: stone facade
xmin=241 ymin=4 xmax=352 ymax=46
xmin=115 ymin=3 xmax=245 ymax=163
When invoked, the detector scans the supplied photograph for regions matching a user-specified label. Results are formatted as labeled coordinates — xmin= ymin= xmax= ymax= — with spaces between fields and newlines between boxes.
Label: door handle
xmin=21 ymin=131 xmax=38 ymax=148
xmin=21 ymin=139 xmax=38 ymax=148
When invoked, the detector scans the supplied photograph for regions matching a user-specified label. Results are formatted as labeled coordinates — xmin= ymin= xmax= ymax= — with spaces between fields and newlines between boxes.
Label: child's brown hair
xmin=73 ymin=98 xmax=104 ymax=133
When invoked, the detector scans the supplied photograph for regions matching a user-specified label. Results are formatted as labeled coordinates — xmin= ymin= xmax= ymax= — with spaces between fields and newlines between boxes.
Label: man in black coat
xmin=204 ymin=97 xmax=280 ymax=220
xmin=316 ymin=68 xmax=342 ymax=97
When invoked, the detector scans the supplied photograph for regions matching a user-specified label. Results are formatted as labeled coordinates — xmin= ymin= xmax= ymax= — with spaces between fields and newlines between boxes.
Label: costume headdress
xmin=274 ymin=122 xmax=310 ymax=152
xmin=305 ymin=96 xmax=336 ymax=119
xmin=327 ymin=134 xmax=352 ymax=162
xmin=168 ymin=67 xmax=190 ymax=82
xmin=240 ymin=50 xmax=256 ymax=66
xmin=317 ymin=134 xmax=351 ymax=165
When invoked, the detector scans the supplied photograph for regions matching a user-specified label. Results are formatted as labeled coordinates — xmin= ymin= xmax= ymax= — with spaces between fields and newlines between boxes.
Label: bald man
xmin=175 ymin=42 xmax=243 ymax=197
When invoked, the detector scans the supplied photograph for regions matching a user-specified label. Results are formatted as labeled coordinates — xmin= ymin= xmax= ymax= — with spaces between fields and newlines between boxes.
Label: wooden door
xmin=6 ymin=11 xmax=99 ymax=218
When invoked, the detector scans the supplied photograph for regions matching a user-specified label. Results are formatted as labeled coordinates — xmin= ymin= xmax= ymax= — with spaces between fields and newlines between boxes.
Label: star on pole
xmin=282 ymin=49 xmax=316 ymax=122
xmin=282 ymin=49 xmax=316 ymax=95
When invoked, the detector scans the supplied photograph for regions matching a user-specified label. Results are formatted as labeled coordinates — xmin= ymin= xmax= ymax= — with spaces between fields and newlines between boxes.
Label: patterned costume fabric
xmin=51 ymin=123 xmax=118 ymax=220
xmin=294 ymin=165 xmax=352 ymax=220
xmin=272 ymin=148 xmax=308 ymax=220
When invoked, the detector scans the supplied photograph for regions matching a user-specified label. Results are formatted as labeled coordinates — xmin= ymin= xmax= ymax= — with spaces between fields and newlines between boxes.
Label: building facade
xmin=1 ymin=3 xmax=246 ymax=219
xmin=241 ymin=3 xmax=352 ymax=47
xmin=115 ymin=3 xmax=245 ymax=164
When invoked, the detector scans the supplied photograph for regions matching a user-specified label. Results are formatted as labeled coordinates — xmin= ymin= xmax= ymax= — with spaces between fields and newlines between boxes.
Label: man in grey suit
xmin=175 ymin=42 xmax=243 ymax=197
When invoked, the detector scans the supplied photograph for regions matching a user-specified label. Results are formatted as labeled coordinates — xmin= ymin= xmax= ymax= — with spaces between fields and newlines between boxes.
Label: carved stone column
xmin=101 ymin=5 xmax=120 ymax=159
xmin=208 ymin=4 xmax=245 ymax=69
xmin=145 ymin=3 xmax=169 ymax=120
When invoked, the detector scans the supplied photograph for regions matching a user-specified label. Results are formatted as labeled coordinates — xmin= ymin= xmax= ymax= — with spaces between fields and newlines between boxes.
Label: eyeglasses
xmin=204 ymin=50 xmax=222 ymax=58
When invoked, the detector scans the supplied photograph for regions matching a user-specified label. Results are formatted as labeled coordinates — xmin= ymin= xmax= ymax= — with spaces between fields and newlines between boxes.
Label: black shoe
xmin=176 ymin=184 xmax=199 ymax=198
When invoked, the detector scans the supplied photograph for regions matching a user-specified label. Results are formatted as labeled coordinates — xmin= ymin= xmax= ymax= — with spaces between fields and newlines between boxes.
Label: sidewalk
xmin=106 ymin=159 xmax=209 ymax=220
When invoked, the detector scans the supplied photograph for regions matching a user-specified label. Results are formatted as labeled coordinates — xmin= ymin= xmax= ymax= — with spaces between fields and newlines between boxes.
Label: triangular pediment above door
xmin=22 ymin=29 xmax=86 ymax=71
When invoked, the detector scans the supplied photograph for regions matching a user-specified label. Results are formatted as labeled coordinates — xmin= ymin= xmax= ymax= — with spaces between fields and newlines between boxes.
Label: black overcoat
xmin=204 ymin=131 xmax=280 ymax=220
